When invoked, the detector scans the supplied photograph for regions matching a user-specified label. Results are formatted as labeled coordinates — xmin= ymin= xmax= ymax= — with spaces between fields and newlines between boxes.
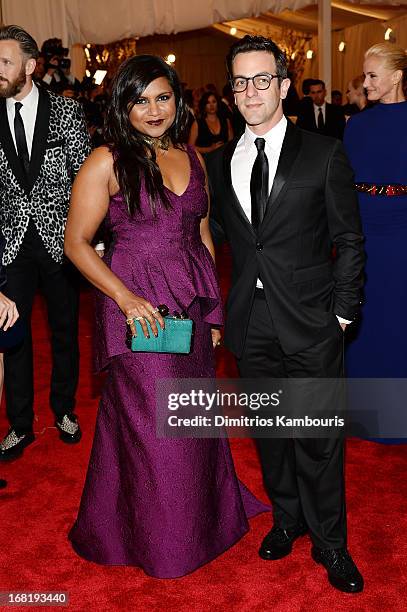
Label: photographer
xmin=40 ymin=37 xmax=79 ymax=92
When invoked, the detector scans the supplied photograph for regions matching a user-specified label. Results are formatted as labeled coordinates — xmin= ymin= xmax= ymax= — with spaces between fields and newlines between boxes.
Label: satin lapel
xmin=223 ymin=138 xmax=255 ymax=237
xmin=27 ymin=87 xmax=50 ymax=192
xmin=0 ymin=98 xmax=30 ymax=193
xmin=261 ymin=121 xmax=302 ymax=226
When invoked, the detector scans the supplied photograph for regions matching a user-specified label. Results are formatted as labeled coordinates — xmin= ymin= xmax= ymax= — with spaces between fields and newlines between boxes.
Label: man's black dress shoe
xmin=0 ymin=478 xmax=7 ymax=488
xmin=0 ymin=429 xmax=35 ymax=461
xmin=259 ymin=524 xmax=308 ymax=560
xmin=311 ymin=547 xmax=364 ymax=593
xmin=56 ymin=414 xmax=82 ymax=444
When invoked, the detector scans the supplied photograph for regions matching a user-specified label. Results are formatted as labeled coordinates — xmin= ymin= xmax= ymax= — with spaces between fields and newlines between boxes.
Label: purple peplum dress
xmin=69 ymin=146 xmax=268 ymax=578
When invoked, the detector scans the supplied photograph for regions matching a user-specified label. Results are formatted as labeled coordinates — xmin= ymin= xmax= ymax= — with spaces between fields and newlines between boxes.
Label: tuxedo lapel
xmin=27 ymin=87 xmax=50 ymax=192
xmin=223 ymin=138 xmax=255 ymax=237
xmin=0 ymin=98 xmax=29 ymax=193
xmin=260 ymin=121 xmax=302 ymax=226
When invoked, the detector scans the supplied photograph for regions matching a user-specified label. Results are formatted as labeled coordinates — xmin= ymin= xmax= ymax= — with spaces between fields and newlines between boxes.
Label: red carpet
xmin=1 ymin=247 xmax=406 ymax=611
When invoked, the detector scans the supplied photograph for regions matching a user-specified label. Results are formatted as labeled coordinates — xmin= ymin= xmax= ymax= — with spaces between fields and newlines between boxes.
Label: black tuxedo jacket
xmin=206 ymin=121 xmax=365 ymax=357
xmin=0 ymin=87 xmax=90 ymax=265
xmin=296 ymin=102 xmax=346 ymax=140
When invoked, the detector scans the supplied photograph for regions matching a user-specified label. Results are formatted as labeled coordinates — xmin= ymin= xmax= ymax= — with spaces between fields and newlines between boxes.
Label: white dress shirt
xmin=6 ymin=82 xmax=39 ymax=158
xmin=231 ymin=116 xmax=287 ymax=288
xmin=230 ymin=114 xmax=350 ymax=325
xmin=314 ymin=102 xmax=326 ymax=128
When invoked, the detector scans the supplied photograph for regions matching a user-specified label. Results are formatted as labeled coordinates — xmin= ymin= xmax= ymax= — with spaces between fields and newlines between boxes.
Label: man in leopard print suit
xmin=0 ymin=25 xmax=91 ymax=460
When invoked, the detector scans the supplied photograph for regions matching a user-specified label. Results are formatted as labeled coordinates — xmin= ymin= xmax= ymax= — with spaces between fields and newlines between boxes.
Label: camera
xmin=59 ymin=58 xmax=71 ymax=70
xmin=41 ymin=38 xmax=70 ymax=71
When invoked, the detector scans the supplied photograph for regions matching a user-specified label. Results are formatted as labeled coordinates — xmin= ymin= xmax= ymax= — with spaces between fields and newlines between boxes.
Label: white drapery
xmin=332 ymin=12 xmax=407 ymax=92
xmin=2 ymin=0 xmax=318 ymax=45
xmin=2 ymin=1 xmax=406 ymax=91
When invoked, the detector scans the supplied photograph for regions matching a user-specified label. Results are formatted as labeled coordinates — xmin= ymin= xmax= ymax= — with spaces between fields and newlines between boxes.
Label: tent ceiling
xmin=1 ymin=0 xmax=406 ymax=44
xmin=216 ymin=2 xmax=407 ymax=36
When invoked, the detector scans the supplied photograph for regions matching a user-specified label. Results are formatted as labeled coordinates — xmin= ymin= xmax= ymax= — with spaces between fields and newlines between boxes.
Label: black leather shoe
xmin=311 ymin=547 xmax=364 ymax=593
xmin=0 ymin=478 xmax=7 ymax=488
xmin=0 ymin=429 xmax=35 ymax=461
xmin=259 ymin=524 xmax=308 ymax=560
xmin=56 ymin=414 xmax=82 ymax=444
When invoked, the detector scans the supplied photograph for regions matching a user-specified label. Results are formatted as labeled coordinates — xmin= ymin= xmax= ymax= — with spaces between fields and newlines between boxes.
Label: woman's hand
xmin=210 ymin=141 xmax=223 ymax=152
xmin=0 ymin=292 xmax=19 ymax=331
xmin=211 ymin=328 xmax=222 ymax=349
xmin=118 ymin=291 xmax=165 ymax=339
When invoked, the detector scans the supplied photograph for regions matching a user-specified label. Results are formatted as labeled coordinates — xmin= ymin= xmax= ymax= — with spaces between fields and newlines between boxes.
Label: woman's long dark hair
xmin=198 ymin=91 xmax=222 ymax=118
xmin=105 ymin=55 xmax=190 ymax=215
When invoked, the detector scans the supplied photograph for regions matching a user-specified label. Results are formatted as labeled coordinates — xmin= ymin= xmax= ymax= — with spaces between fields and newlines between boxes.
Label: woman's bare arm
xmin=195 ymin=151 xmax=222 ymax=347
xmin=65 ymin=147 xmax=126 ymax=302
xmin=195 ymin=151 xmax=215 ymax=261
xmin=227 ymin=118 xmax=234 ymax=141
xmin=64 ymin=147 xmax=164 ymax=336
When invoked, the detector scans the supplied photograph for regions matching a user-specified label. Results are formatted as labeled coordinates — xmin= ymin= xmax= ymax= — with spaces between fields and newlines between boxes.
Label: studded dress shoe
xmin=0 ymin=429 xmax=35 ymax=461
xmin=56 ymin=414 xmax=82 ymax=444
xmin=259 ymin=524 xmax=308 ymax=560
xmin=311 ymin=547 xmax=364 ymax=593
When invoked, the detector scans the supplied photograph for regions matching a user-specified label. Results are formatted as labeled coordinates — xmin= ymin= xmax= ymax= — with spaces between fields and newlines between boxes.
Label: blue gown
xmin=343 ymin=101 xmax=407 ymax=441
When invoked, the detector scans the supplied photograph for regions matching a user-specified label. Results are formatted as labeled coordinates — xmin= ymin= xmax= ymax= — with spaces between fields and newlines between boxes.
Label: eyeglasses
xmin=230 ymin=73 xmax=280 ymax=93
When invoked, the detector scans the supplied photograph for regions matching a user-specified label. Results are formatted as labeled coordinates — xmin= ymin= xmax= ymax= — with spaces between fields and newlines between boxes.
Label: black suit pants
xmin=4 ymin=221 xmax=79 ymax=434
xmin=237 ymin=290 xmax=346 ymax=549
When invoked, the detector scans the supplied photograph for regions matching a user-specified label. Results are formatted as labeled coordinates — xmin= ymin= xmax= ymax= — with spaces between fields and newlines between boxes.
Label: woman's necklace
xmin=142 ymin=133 xmax=171 ymax=151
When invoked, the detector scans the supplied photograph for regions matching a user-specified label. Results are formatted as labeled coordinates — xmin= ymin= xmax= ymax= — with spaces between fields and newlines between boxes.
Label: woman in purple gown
xmin=64 ymin=55 xmax=267 ymax=578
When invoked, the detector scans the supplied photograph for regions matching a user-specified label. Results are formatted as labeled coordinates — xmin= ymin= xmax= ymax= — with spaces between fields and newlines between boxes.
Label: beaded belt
xmin=355 ymin=183 xmax=407 ymax=196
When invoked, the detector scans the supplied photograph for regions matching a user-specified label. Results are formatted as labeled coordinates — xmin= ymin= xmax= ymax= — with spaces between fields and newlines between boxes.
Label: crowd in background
xmin=1 ymin=22 xmax=406 ymax=593
xmin=35 ymin=37 xmax=378 ymax=149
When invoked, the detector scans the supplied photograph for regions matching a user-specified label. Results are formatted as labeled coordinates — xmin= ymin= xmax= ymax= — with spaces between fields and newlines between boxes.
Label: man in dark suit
xmin=296 ymin=78 xmax=346 ymax=140
xmin=0 ymin=25 xmax=91 ymax=460
xmin=206 ymin=36 xmax=364 ymax=593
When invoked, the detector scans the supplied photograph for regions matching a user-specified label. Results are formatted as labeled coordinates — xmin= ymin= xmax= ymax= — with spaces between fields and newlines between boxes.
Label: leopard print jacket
xmin=0 ymin=89 xmax=91 ymax=265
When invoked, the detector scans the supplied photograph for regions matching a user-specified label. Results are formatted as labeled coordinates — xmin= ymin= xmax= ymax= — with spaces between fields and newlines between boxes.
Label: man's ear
xmin=25 ymin=58 xmax=36 ymax=77
xmin=280 ymin=78 xmax=291 ymax=100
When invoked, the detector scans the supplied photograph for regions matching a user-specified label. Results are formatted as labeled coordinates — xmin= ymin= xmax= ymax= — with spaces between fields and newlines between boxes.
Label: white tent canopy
xmin=2 ymin=0 xmax=406 ymax=45
xmin=1 ymin=1 xmax=406 ymax=96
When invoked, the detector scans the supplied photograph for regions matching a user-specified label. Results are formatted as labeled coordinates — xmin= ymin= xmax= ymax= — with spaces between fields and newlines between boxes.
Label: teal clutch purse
xmin=128 ymin=308 xmax=193 ymax=354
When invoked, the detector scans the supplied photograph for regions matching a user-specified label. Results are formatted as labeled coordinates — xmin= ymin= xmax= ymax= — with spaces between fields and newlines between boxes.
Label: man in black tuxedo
xmin=206 ymin=36 xmax=365 ymax=593
xmin=296 ymin=79 xmax=346 ymax=140
xmin=0 ymin=25 xmax=91 ymax=460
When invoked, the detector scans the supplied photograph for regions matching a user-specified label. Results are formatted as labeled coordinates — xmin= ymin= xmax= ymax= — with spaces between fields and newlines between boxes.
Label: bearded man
xmin=0 ymin=25 xmax=90 ymax=460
